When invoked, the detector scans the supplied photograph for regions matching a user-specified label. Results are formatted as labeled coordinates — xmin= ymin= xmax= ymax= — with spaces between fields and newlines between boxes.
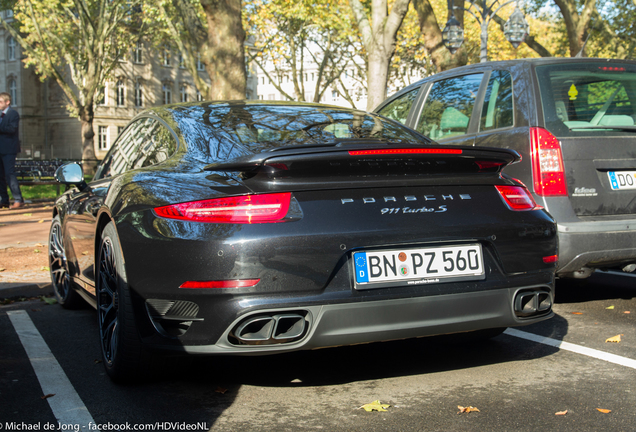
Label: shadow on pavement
xmin=556 ymin=271 xmax=636 ymax=304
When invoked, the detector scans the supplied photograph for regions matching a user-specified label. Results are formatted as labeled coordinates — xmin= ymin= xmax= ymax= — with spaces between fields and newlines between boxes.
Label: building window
xmin=162 ymin=83 xmax=172 ymax=105
xmin=178 ymin=52 xmax=185 ymax=69
xmin=180 ymin=84 xmax=188 ymax=102
xmin=162 ymin=46 xmax=171 ymax=66
xmin=311 ymin=73 xmax=314 ymax=81
xmin=116 ymin=79 xmax=125 ymax=106
xmin=196 ymin=54 xmax=204 ymax=71
xmin=8 ymin=79 xmax=17 ymax=105
xmin=268 ymin=94 xmax=275 ymax=100
xmin=98 ymin=126 xmax=109 ymax=150
xmin=196 ymin=89 xmax=203 ymax=101
xmin=258 ymin=95 xmax=263 ymax=100
xmin=7 ymin=37 xmax=16 ymax=61
xmin=133 ymin=41 xmax=143 ymax=63
xmin=134 ymin=81 xmax=143 ymax=107
xmin=332 ymin=90 xmax=338 ymax=100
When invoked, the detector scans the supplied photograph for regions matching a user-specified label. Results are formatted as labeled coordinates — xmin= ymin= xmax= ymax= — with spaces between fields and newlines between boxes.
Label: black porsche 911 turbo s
xmin=49 ymin=101 xmax=557 ymax=381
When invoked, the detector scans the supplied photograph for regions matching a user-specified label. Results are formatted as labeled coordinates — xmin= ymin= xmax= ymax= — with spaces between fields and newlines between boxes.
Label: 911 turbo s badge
xmin=342 ymin=194 xmax=470 ymax=215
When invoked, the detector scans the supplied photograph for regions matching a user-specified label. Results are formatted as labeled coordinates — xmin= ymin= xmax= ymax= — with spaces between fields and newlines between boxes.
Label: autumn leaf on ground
xmin=94 ymin=359 xmax=102 ymax=364
xmin=571 ymin=312 xmax=583 ymax=315
xmin=605 ymin=334 xmax=622 ymax=343
xmin=215 ymin=386 xmax=228 ymax=394
xmin=625 ymin=311 xmax=631 ymax=314
xmin=23 ymin=213 xmax=33 ymax=217
xmin=35 ymin=243 xmax=44 ymax=247
xmin=38 ymin=220 xmax=44 ymax=223
xmin=82 ymin=251 xmax=89 ymax=255
xmin=0 ymin=268 xmax=5 ymax=272
xmin=596 ymin=408 xmax=611 ymax=414
xmin=360 ymin=400 xmax=390 ymax=412
xmin=41 ymin=296 xmax=57 ymax=305
xmin=606 ymin=306 xmax=615 ymax=310
xmin=555 ymin=410 xmax=568 ymax=416
xmin=457 ymin=406 xmax=480 ymax=414
xmin=41 ymin=266 xmax=50 ymax=271
xmin=41 ymin=394 xmax=55 ymax=400
xmin=34 ymin=249 xmax=41 ymax=253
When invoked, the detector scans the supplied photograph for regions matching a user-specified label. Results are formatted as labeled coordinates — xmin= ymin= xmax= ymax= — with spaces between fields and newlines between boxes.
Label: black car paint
xmin=53 ymin=102 xmax=557 ymax=357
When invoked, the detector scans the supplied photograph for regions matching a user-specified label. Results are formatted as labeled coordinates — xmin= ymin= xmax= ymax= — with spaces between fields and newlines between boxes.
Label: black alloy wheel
xmin=97 ymin=222 xmax=150 ymax=381
xmin=49 ymin=215 xmax=82 ymax=308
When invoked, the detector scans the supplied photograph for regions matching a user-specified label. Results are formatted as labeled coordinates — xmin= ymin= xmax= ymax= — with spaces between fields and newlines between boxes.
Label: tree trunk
xmin=412 ymin=0 xmax=468 ymax=72
xmin=367 ymin=51 xmax=391 ymax=111
xmin=554 ymin=0 xmax=597 ymax=57
xmin=79 ymin=106 xmax=97 ymax=174
xmin=201 ymin=0 xmax=247 ymax=100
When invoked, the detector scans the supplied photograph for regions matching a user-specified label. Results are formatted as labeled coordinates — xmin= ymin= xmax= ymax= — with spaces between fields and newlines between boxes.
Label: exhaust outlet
xmin=514 ymin=289 xmax=552 ymax=318
xmin=231 ymin=312 xmax=308 ymax=345
xmin=273 ymin=315 xmax=306 ymax=340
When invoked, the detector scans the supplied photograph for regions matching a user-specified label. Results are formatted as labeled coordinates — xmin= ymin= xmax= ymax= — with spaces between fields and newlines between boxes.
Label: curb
xmin=0 ymin=282 xmax=54 ymax=299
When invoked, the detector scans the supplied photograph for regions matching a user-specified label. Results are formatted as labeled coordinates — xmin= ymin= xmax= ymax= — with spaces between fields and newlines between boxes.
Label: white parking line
xmin=505 ymin=328 xmax=636 ymax=370
xmin=7 ymin=310 xmax=95 ymax=427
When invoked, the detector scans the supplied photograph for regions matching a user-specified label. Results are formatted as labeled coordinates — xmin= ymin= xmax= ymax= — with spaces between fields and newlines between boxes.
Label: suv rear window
xmin=536 ymin=62 xmax=636 ymax=138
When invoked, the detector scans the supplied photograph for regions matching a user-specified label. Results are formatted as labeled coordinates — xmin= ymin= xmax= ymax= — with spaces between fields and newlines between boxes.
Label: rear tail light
xmin=530 ymin=127 xmax=567 ymax=196
xmin=496 ymin=185 xmax=540 ymax=211
xmin=154 ymin=193 xmax=291 ymax=223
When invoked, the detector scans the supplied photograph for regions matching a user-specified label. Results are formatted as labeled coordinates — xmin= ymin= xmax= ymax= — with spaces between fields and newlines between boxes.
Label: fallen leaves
xmin=41 ymin=266 xmax=50 ymax=271
xmin=41 ymin=394 xmax=55 ymax=400
xmin=555 ymin=410 xmax=568 ymax=416
xmin=41 ymin=296 xmax=57 ymax=305
xmin=457 ymin=406 xmax=480 ymax=414
xmin=38 ymin=219 xmax=44 ymax=223
xmin=606 ymin=305 xmax=615 ymax=310
xmin=23 ymin=213 xmax=33 ymax=217
xmin=571 ymin=312 xmax=583 ymax=315
xmin=215 ymin=386 xmax=228 ymax=394
xmin=34 ymin=249 xmax=41 ymax=254
xmin=605 ymin=334 xmax=623 ymax=343
xmin=596 ymin=408 xmax=611 ymax=414
xmin=360 ymin=400 xmax=390 ymax=412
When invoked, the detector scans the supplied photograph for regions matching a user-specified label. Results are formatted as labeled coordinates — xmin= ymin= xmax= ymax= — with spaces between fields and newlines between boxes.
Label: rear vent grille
xmin=145 ymin=299 xmax=202 ymax=338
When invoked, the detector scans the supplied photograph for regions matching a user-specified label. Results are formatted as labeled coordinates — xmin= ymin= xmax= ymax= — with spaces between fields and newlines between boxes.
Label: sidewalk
xmin=0 ymin=200 xmax=55 ymax=298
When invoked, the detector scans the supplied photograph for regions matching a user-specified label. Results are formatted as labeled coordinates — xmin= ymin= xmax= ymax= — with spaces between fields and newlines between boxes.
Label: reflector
xmin=154 ymin=193 xmax=291 ymax=223
xmin=180 ymin=279 xmax=261 ymax=289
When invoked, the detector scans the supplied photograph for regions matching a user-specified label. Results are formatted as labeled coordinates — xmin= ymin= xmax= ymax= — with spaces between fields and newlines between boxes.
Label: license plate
xmin=353 ymin=244 xmax=484 ymax=290
xmin=608 ymin=171 xmax=636 ymax=190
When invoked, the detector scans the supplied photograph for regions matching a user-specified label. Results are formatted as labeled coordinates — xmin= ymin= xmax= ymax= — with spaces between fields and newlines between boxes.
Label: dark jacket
xmin=0 ymin=107 xmax=20 ymax=155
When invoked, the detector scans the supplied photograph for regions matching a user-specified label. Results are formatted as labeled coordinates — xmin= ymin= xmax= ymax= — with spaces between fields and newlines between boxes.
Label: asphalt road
xmin=1 ymin=272 xmax=634 ymax=432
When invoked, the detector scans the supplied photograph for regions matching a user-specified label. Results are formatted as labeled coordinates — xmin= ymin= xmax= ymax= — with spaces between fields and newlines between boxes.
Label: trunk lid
xmin=536 ymin=61 xmax=636 ymax=217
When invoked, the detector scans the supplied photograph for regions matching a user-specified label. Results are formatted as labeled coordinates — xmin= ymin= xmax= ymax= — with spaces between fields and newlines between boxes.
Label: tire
xmin=97 ymin=221 xmax=152 ymax=382
xmin=48 ymin=215 xmax=83 ymax=309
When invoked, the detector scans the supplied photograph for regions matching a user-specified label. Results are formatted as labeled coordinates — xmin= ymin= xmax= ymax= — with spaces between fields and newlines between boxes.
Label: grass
xmin=8 ymin=176 xmax=94 ymax=201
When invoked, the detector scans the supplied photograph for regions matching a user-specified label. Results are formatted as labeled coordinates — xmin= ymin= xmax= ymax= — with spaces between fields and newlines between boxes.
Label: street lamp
xmin=442 ymin=0 xmax=530 ymax=62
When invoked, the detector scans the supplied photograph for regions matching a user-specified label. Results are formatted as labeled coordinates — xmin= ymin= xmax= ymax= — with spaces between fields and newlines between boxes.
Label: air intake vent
xmin=146 ymin=299 xmax=202 ymax=337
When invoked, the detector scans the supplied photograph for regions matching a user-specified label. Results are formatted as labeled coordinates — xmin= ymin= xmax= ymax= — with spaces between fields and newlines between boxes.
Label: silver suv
xmin=375 ymin=58 xmax=636 ymax=278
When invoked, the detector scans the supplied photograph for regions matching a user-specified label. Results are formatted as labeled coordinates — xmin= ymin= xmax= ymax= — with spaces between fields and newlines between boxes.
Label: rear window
xmin=536 ymin=62 xmax=636 ymax=138
xmin=170 ymin=103 xmax=429 ymax=163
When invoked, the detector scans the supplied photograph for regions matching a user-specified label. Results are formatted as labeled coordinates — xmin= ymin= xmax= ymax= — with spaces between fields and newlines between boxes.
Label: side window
xmin=94 ymin=118 xmax=157 ymax=180
xmin=131 ymin=123 xmax=178 ymax=169
xmin=377 ymin=88 xmax=420 ymax=124
xmin=416 ymin=73 xmax=483 ymax=140
xmin=480 ymin=70 xmax=514 ymax=131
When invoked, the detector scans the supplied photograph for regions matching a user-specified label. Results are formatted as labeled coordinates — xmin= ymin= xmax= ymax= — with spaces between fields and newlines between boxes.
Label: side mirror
xmin=55 ymin=162 xmax=85 ymax=187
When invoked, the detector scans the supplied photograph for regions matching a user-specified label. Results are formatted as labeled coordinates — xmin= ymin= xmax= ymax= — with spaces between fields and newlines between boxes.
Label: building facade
xmin=1 ymin=15 xmax=258 ymax=162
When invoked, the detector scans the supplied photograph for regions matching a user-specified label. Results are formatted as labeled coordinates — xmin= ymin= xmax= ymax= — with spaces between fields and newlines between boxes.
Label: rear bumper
xmin=557 ymin=219 xmax=636 ymax=275
xmin=150 ymin=285 xmax=553 ymax=355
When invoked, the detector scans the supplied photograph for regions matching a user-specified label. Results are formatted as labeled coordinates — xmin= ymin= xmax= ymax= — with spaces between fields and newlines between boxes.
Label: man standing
xmin=0 ymin=92 xmax=24 ymax=209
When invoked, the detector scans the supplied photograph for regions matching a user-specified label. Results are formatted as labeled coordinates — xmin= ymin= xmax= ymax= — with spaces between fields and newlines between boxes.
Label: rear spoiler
xmin=204 ymin=142 xmax=521 ymax=175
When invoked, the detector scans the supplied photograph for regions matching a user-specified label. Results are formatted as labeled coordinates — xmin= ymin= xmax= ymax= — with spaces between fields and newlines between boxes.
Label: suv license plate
xmin=608 ymin=171 xmax=636 ymax=190
xmin=353 ymin=244 xmax=485 ymax=290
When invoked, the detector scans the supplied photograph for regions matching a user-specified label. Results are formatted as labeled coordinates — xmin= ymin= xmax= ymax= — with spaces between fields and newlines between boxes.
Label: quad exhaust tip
xmin=231 ymin=313 xmax=308 ymax=345
xmin=514 ymin=289 xmax=552 ymax=318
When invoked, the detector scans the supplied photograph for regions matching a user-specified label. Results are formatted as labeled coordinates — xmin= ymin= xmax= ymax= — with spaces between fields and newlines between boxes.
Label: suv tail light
xmin=530 ymin=127 xmax=567 ymax=196
xmin=496 ymin=185 xmax=540 ymax=211
xmin=154 ymin=193 xmax=292 ymax=223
